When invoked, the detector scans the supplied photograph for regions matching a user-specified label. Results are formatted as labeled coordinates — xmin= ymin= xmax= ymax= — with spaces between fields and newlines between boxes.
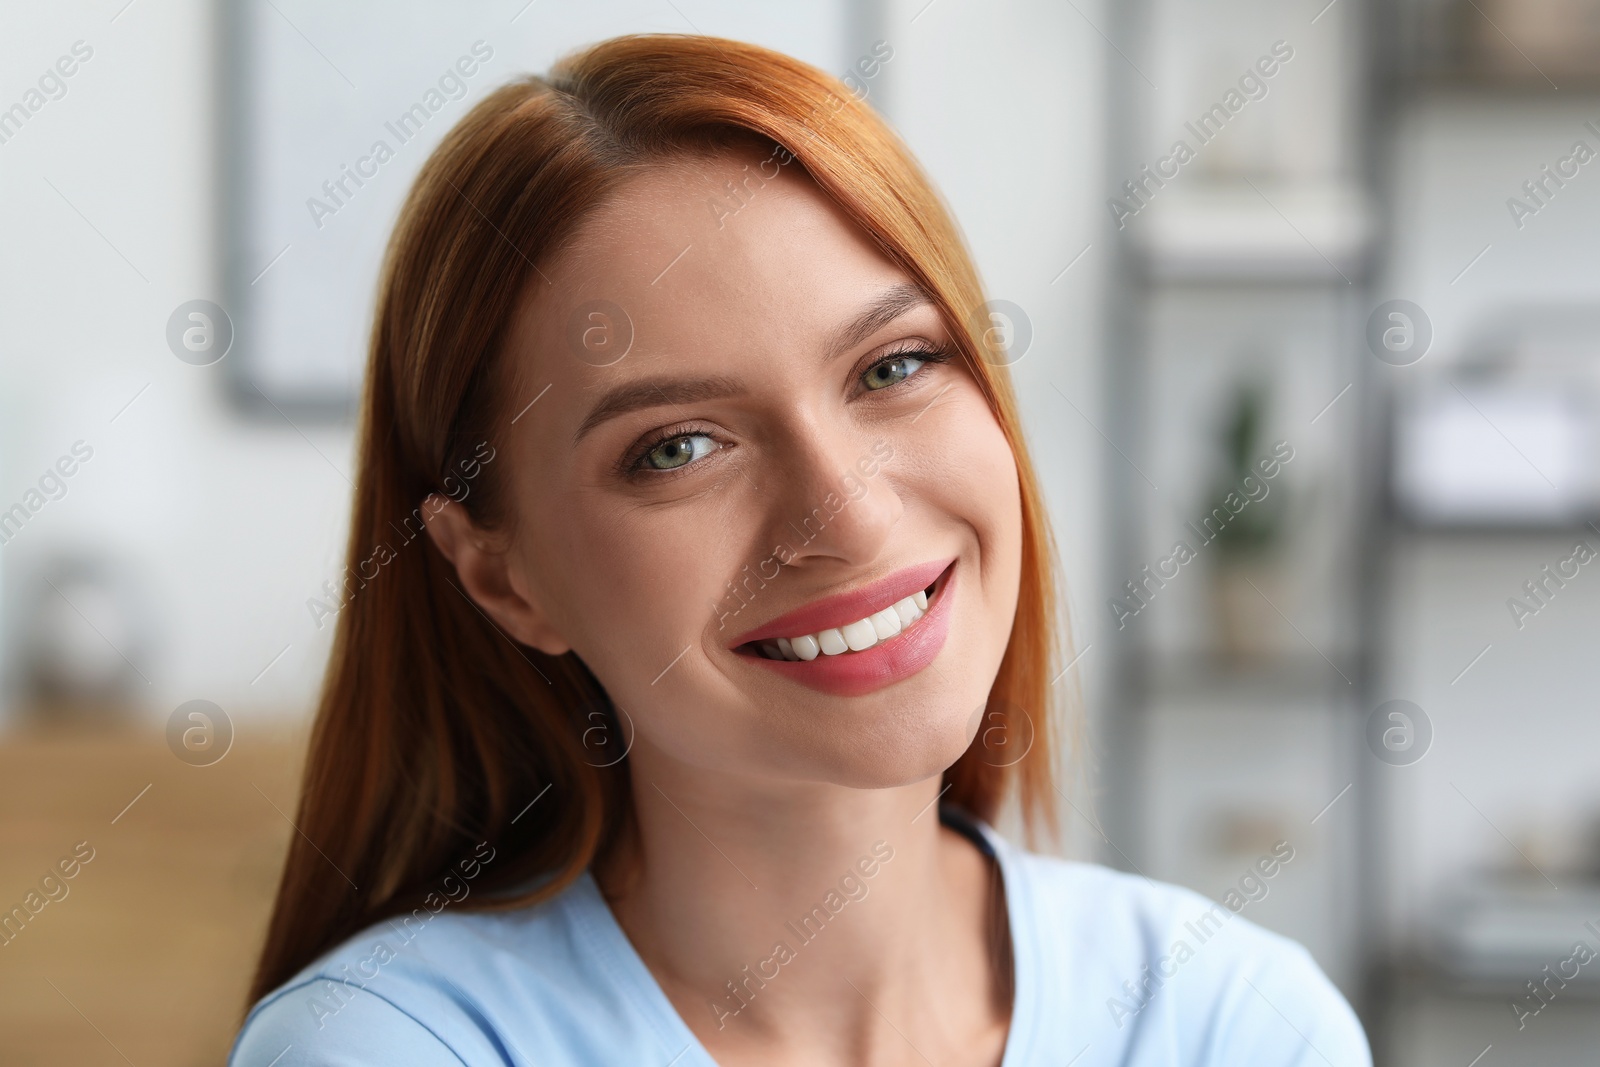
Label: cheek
xmin=889 ymin=378 xmax=1024 ymax=733
xmin=525 ymin=478 xmax=757 ymax=707
xmin=531 ymin=484 xmax=795 ymax=771
xmin=907 ymin=380 xmax=1023 ymax=608
xmin=538 ymin=492 xmax=740 ymax=659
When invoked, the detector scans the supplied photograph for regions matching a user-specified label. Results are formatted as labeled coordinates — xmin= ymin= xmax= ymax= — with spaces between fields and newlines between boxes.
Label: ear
xmin=420 ymin=493 xmax=572 ymax=656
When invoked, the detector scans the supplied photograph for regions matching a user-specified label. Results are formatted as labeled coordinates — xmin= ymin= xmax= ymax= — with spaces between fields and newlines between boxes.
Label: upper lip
xmin=726 ymin=556 xmax=956 ymax=649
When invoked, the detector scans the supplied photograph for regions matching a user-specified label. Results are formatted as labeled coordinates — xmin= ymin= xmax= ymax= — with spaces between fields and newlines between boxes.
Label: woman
xmin=232 ymin=34 xmax=1369 ymax=1066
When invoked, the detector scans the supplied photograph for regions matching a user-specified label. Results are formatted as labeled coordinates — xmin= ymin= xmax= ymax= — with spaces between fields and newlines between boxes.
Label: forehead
xmin=506 ymin=149 xmax=911 ymax=395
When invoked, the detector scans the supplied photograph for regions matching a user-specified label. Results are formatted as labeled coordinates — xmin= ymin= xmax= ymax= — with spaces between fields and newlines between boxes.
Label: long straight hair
xmin=248 ymin=33 xmax=1070 ymax=1006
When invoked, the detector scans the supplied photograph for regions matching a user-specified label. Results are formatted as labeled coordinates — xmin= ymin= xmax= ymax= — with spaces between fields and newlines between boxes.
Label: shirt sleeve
xmin=1201 ymin=939 xmax=1372 ymax=1067
xmin=229 ymin=983 xmax=469 ymax=1067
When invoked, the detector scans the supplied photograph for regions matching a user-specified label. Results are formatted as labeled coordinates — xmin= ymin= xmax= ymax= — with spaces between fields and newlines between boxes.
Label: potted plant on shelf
xmin=1205 ymin=379 xmax=1290 ymax=665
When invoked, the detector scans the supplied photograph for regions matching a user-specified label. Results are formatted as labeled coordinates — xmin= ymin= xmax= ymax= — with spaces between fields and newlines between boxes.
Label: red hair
xmin=248 ymin=32 xmax=1069 ymax=1006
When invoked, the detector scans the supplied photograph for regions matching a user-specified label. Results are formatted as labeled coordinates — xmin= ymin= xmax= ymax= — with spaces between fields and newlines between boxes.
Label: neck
xmin=597 ymin=745 xmax=1011 ymax=1064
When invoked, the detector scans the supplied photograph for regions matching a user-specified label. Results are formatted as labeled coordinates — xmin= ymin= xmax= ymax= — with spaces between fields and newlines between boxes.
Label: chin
xmin=768 ymin=695 xmax=984 ymax=791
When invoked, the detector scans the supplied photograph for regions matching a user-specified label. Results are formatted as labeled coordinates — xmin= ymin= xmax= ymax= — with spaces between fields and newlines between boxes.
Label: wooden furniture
xmin=0 ymin=723 xmax=305 ymax=1066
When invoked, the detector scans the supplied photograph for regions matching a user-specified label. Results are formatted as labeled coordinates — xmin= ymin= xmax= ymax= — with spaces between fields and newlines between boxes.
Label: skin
xmin=425 ymin=145 xmax=1024 ymax=1065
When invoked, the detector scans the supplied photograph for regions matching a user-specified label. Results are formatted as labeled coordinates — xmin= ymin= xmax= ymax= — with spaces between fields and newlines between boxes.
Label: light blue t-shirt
xmin=231 ymin=813 xmax=1370 ymax=1066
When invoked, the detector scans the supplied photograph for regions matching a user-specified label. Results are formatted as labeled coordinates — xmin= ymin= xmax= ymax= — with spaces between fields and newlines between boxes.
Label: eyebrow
xmin=572 ymin=374 xmax=745 ymax=446
xmin=570 ymin=282 xmax=935 ymax=446
xmin=820 ymin=282 xmax=933 ymax=363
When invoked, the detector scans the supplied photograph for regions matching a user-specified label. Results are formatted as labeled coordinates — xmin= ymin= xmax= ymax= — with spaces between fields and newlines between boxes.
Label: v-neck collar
xmin=565 ymin=806 xmax=1037 ymax=1066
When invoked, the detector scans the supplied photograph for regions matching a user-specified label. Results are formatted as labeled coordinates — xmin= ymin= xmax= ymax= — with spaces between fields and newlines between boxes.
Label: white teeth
xmin=869 ymin=607 xmax=902 ymax=641
xmin=753 ymin=586 xmax=939 ymax=662
xmin=816 ymin=592 xmax=924 ymax=654
xmin=841 ymin=618 xmax=879 ymax=652
xmin=817 ymin=628 xmax=849 ymax=656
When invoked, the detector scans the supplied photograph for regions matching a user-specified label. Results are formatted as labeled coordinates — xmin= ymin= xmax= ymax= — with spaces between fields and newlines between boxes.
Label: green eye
xmin=644 ymin=433 xmax=717 ymax=471
xmin=863 ymin=353 xmax=927 ymax=391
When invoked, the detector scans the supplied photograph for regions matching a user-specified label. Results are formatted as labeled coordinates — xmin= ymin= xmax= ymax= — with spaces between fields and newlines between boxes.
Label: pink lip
xmin=732 ymin=560 xmax=957 ymax=698
xmin=726 ymin=556 xmax=956 ymax=649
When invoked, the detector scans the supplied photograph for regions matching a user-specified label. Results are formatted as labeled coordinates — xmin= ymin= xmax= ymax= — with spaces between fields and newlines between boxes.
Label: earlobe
xmin=420 ymin=494 xmax=573 ymax=656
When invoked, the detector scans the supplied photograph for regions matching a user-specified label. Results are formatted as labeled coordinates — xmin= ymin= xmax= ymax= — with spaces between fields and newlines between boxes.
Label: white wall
xmin=0 ymin=0 xmax=348 ymax=723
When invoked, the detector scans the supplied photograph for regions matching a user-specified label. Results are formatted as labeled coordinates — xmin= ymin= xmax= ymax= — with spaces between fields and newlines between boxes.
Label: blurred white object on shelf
xmin=1392 ymin=381 xmax=1600 ymax=527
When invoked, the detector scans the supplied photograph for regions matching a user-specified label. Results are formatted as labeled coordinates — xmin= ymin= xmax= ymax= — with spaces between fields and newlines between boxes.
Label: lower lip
xmin=738 ymin=562 xmax=956 ymax=697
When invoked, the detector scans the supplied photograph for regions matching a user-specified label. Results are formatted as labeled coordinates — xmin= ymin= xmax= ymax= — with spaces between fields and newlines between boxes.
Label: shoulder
xmin=228 ymin=877 xmax=675 ymax=1067
xmin=1005 ymin=847 xmax=1371 ymax=1066
xmin=230 ymin=982 xmax=467 ymax=1067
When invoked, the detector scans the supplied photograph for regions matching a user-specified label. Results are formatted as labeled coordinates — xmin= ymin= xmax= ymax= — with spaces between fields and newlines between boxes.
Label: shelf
xmin=1132 ymin=180 xmax=1373 ymax=282
xmin=1137 ymin=654 xmax=1360 ymax=711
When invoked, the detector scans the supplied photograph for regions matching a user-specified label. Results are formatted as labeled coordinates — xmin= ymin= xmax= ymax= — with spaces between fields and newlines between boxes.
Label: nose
xmin=764 ymin=416 xmax=904 ymax=571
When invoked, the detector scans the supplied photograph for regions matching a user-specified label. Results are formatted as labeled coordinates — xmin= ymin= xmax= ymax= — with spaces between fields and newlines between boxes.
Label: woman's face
xmin=480 ymin=147 xmax=1023 ymax=790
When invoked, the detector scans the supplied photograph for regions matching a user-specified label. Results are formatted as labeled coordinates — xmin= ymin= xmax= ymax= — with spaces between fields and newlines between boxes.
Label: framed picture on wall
xmin=221 ymin=3 xmax=518 ymax=417
xmin=219 ymin=0 xmax=853 ymax=418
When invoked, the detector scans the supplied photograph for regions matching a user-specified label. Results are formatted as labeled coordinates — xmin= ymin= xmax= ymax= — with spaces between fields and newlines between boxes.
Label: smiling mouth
xmin=734 ymin=565 xmax=951 ymax=662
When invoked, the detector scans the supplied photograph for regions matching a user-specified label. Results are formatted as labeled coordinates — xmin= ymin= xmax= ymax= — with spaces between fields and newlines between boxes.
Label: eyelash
xmin=621 ymin=342 xmax=953 ymax=479
xmin=863 ymin=341 xmax=953 ymax=392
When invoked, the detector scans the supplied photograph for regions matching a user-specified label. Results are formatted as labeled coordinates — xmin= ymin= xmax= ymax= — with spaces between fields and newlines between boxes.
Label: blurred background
xmin=2 ymin=0 xmax=1598 ymax=1062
